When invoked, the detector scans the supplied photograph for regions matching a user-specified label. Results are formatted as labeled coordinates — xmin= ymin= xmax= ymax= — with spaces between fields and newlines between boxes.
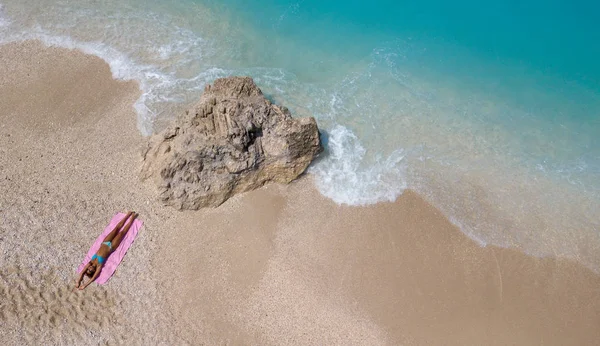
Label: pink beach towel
xmin=77 ymin=212 xmax=143 ymax=285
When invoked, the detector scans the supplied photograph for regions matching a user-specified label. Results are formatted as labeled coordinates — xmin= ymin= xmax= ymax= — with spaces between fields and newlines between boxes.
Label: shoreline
xmin=4 ymin=30 xmax=599 ymax=274
xmin=1 ymin=40 xmax=600 ymax=345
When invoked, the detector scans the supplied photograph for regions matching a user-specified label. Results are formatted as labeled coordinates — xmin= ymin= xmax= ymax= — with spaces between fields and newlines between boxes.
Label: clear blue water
xmin=1 ymin=0 xmax=599 ymax=270
xmin=210 ymin=0 xmax=600 ymax=89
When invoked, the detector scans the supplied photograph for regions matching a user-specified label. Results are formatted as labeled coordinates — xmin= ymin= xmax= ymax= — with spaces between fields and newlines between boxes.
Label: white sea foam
xmin=309 ymin=125 xmax=407 ymax=205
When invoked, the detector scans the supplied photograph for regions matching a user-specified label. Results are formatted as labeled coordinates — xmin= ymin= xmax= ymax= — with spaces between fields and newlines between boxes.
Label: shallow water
xmin=1 ymin=0 xmax=599 ymax=270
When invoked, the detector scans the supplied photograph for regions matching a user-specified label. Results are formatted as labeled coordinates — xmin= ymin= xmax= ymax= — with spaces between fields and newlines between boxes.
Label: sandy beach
xmin=1 ymin=40 xmax=600 ymax=345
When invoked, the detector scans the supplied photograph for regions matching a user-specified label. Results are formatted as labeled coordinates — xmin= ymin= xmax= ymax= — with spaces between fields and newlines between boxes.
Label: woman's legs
xmin=110 ymin=213 xmax=138 ymax=250
xmin=102 ymin=211 xmax=133 ymax=243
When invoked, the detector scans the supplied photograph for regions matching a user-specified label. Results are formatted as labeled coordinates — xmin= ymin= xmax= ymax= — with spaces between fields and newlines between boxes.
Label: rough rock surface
xmin=141 ymin=76 xmax=322 ymax=209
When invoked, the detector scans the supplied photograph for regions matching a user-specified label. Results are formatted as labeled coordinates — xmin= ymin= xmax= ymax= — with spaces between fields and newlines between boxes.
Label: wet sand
xmin=1 ymin=40 xmax=599 ymax=345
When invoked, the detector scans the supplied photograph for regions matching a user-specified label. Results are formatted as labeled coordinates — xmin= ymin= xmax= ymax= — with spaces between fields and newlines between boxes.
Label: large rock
xmin=140 ymin=76 xmax=322 ymax=209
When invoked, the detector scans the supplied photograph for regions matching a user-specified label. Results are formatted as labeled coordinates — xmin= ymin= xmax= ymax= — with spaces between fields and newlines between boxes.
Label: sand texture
xmin=1 ymin=41 xmax=600 ymax=345
xmin=0 ymin=41 xmax=180 ymax=345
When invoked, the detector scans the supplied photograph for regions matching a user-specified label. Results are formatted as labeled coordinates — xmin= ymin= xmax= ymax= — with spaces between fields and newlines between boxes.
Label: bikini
xmin=91 ymin=241 xmax=113 ymax=264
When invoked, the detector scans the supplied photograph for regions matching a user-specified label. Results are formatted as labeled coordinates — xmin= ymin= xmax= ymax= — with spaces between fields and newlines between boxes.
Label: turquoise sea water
xmin=1 ymin=1 xmax=599 ymax=269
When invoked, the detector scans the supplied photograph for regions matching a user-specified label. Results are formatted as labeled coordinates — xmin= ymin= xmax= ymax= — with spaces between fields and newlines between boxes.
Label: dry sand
xmin=1 ymin=40 xmax=600 ymax=345
xmin=0 ymin=40 xmax=180 ymax=345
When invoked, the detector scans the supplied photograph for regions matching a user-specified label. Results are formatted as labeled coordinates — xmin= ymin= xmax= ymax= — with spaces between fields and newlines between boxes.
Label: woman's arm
xmin=75 ymin=263 xmax=89 ymax=289
xmin=79 ymin=265 xmax=102 ymax=290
